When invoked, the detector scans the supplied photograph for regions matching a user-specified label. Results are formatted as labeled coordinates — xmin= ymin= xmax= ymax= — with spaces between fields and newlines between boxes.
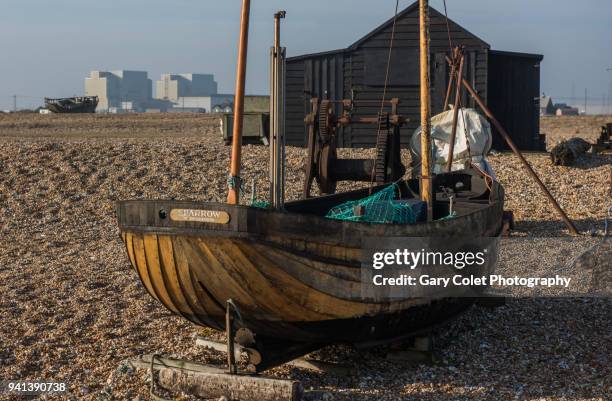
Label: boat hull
xmin=117 ymin=172 xmax=504 ymax=344
xmin=44 ymin=96 xmax=98 ymax=113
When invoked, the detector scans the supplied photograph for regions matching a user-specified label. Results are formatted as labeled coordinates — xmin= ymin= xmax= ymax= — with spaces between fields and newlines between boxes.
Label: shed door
xmin=488 ymin=52 xmax=543 ymax=151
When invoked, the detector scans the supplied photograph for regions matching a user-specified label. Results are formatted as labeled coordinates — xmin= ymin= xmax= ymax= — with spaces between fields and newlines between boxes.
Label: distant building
xmin=84 ymin=70 xmax=265 ymax=114
xmin=156 ymin=74 xmax=218 ymax=102
xmin=170 ymin=95 xmax=234 ymax=113
xmin=85 ymin=70 xmax=153 ymax=112
xmin=540 ymin=95 xmax=555 ymax=116
xmin=555 ymin=105 xmax=580 ymax=116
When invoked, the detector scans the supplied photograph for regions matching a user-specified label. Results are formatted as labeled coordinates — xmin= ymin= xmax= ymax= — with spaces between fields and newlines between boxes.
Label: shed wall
xmin=487 ymin=51 xmax=545 ymax=151
xmin=285 ymin=6 xmax=489 ymax=147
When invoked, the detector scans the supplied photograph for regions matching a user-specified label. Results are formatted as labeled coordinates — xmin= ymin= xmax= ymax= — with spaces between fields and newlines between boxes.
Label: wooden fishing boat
xmin=44 ymin=96 xmax=98 ymax=113
xmin=117 ymin=170 xmax=504 ymax=346
xmin=114 ymin=1 xmax=519 ymax=376
xmin=115 ymin=2 xmax=580 ymax=397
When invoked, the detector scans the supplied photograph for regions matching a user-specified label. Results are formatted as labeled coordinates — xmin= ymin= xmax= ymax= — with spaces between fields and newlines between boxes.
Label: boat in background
xmin=44 ymin=96 xmax=98 ymax=113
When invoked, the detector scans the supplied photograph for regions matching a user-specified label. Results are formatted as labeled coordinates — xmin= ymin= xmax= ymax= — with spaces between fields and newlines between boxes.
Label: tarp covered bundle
xmin=410 ymin=108 xmax=495 ymax=177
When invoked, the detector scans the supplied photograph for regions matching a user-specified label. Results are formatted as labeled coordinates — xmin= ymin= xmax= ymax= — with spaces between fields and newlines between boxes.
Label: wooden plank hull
xmin=117 ymin=172 xmax=504 ymax=343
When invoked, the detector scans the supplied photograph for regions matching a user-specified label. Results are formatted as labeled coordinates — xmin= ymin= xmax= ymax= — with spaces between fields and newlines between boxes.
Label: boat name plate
xmin=170 ymin=209 xmax=231 ymax=224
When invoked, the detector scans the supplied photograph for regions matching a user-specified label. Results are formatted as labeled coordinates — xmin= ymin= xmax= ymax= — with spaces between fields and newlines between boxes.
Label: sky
xmin=1 ymin=0 xmax=611 ymax=112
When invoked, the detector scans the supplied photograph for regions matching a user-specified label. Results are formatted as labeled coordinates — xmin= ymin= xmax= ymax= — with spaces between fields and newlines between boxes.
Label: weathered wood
xmin=196 ymin=337 xmax=243 ymax=361
xmin=195 ymin=337 xmax=350 ymax=375
xmin=228 ymin=0 xmax=251 ymax=204
xmin=158 ymin=368 xmax=303 ymax=401
xmin=118 ymin=173 xmax=505 ymax=344
xmin=419 ymin=0 xmax=433 ymax=221
xmin=128 ymin=355 xmax=303 ymax=401
xmin=127 ymin=355 xmax=225 ymax=374
xmin=285 ymin=358 xmax=353 ymax=376
xmin=284 ymin=4 xmax=490 ymax=148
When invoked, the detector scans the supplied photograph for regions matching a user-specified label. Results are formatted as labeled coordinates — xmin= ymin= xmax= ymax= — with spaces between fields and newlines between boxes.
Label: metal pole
xmin=459 ymin=76 xmax=580 ymax=236
xmin=584 ymin=88 xmax=587 ymax=115
xmin=227 ymin=0 xmax=251 ymax=205
xmin=443 ymin=48 xmax=457 ymax=112
xmin=419 ymin=0 xmax=433 ymax=221
xmin=13 ymin=95 xmax=17 ymax=112
xmin=270 ymin=11 xmax=286 ymax=209
xmin=446 ymin=49 xmax=465 ymax=172
xmin=225 ymin=301 xmax=236 ymax=374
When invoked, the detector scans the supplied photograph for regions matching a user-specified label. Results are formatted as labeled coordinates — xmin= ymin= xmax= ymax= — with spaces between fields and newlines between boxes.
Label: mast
xmin=419 ymin=0 xmax=433 ymax=220
xmin=227 ymin=0 xmax=251 ymax=205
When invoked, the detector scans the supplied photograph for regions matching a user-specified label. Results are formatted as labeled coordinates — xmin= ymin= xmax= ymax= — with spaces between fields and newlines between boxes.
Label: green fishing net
xmin=325 ymin=184 xmax=420 ymax=224
xmin=251 ymin=201 xmax=271 ymax=209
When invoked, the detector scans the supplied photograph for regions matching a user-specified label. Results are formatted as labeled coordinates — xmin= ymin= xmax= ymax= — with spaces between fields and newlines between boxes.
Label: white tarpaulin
xmin=410 ymin=108 xmax=496 ymax=178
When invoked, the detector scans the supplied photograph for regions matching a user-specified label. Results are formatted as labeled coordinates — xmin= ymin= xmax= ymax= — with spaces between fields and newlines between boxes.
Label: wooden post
xmin=419 ymin=0 xmax=433 ymax=221
xmin=446 ymin=49 xmax=465 ymax=172
xmin=227 ymin=0 xmax=251 ymax=205
xmin=128 ymin=355 xmax=303 ymax=401
xmin=158 ymin=369 xmax=303 ymax=401
xmin=459 ymin=76 xmax=580 ymax=236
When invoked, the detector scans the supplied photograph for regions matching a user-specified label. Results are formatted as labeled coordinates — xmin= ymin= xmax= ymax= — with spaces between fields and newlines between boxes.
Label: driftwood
xmin=158 ymin=368 xmax=304 ymax=401
xmin=550 ymin=138 xmax=592 ymax=166
xmin=128 ymin=355 xmax=304 ymax=401
xmin=195 ymin=337 xmax=352 ymax=376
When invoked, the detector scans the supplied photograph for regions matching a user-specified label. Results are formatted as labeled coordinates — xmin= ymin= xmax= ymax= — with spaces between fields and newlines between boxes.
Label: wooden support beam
xmin=128 ymin=355 xmax=304 ymax=401
xmin=158 ymin=369 xmax=303 ymax=401
xmin=127 ymin=354 xmax=225 ymax=374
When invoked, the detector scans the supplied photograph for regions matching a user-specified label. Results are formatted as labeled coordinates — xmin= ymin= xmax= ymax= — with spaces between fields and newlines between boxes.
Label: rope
xmin=442 ymin=0 xmax=454 ymax=54
xmin=441 ymin=0 xmax=473 ymax=166
xmin=471 ymin=162 xmax=493 ymax=192
xmin=227 ymin=175 xmax=244 ymax=192
xmin=370 ymin=0 xmax=401 ymax=191
xmin=227 ymin=299 xmax=245 ymax=327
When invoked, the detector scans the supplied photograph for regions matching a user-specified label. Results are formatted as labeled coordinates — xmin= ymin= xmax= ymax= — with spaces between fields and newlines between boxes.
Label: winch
xmin=303 ymin=98 xmax=408 ymax=198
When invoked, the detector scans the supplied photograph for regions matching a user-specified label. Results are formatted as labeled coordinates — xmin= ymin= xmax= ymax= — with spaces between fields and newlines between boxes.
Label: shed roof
xmin=287 ymin=1 xmax=489 ymax=62
xmin=348 ymin=1 xmax=489 ymax=50
xmin=490 ymin=50 xmax=544 ymax=61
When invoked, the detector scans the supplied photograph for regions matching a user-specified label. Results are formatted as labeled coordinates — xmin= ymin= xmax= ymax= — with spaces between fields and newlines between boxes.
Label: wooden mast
xmin=419 ymin=0 xmax=433 ymax=220
xmin=227 ymin=0 xmax=251 ymax=205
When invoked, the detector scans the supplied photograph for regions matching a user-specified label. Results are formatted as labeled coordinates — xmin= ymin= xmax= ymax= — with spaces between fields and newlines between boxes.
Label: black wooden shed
xmin=285 ymin=2 xmax=545 ymax=151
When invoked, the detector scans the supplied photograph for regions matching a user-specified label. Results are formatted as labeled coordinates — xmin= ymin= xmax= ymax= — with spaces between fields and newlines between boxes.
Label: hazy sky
xmin=1 ymin=0 xmax=611 ymax=110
